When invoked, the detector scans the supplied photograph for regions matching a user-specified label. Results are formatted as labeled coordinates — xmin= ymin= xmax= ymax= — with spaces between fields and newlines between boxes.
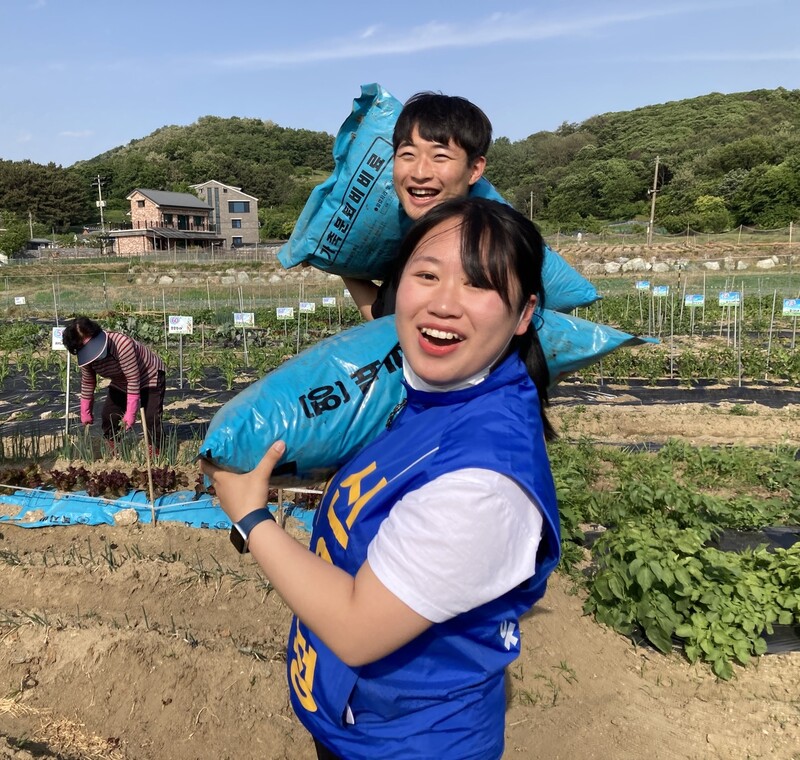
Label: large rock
xmin=621 ymin=257 xmax=649 ymax=272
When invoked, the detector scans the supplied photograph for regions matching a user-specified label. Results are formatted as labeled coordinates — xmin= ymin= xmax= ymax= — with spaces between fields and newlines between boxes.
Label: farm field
xmin=1 ymin=375 xmax=798 ymax=759
xmin=1 ymin=251 xmax=799 ymax=760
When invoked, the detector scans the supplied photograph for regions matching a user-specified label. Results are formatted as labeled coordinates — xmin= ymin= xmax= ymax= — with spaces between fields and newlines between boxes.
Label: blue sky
xmin=2 ymin=0 xmax=797 ymax=167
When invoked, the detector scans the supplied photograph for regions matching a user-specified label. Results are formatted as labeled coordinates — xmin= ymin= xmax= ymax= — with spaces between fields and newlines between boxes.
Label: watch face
xmin=230 ymin=523 xmax=248 ymax=553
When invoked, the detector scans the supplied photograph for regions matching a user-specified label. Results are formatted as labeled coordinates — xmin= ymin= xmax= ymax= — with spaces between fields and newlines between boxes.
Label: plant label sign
xmin=276 ymin=307 xmax=295 ymax=320
xmin=343 ymin=288 xmax=352 ymax=298
xmin=634 ymin=281 xmax=650 ymax=291
xmin=51 ymin=327 xmax=66 ymax=350
xmin=718 ymin=291 xmax=741 ymax=306
xmin=168 ymin=316 xmax=193 ymax=335
xmin=782 ymin=298 xmax=800 ymax=316
xmin=322 ymin=297 xmax=337 ymax=307
xmin=14 ymin=296 xmax=26 ymax=305
xmin=299 ymin=301 xmax=316 ymax=314
xmin=652 ymin=285 xmax=670 ymax=297
xmin=234 ymin=312 xmax=255 ymax=327
xmin=684 ymin=294 xmax=705 ymax=307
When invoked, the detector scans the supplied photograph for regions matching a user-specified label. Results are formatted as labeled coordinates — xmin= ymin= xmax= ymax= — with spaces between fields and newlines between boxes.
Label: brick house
xmin=109 ymin=189 xmax=224 ymax=256
xmin=190 ymin=180 xmax=260 ymax=249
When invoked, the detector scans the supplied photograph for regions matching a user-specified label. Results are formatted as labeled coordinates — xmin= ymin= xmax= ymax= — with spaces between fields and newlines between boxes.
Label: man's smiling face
xmin=392 ymin=126 xmax=485 ymax=221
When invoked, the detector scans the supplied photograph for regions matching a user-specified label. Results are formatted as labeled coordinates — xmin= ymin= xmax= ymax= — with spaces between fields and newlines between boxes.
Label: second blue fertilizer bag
xmin=201 ymin=314 xmax=654 ymax=483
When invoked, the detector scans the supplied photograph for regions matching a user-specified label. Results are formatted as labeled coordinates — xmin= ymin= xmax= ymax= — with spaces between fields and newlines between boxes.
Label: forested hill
xmin=80 ymin=115 xmax=335 ymax=212
xmin=1 ymin=87 xmax=798 ymax=246
xmin=484 ymin=87 xmax=800 ymax=231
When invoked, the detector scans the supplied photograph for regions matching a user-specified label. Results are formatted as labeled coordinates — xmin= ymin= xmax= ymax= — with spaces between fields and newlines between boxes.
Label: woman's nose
xmin=428 ymin=281 xmax=463 ymax=317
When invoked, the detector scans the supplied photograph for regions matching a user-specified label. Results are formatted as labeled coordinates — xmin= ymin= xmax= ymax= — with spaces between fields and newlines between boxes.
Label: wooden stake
xmin=140 ymin=408 xmax=156 ymax=525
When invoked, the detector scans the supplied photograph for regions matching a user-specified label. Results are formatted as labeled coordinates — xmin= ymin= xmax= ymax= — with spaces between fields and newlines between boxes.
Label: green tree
xmin=688 ymin=195 xmax=732 ymax=232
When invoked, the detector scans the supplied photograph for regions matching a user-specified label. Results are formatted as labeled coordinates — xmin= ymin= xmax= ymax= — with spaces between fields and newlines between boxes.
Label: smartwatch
xmin=230 ymin=507 xmax=276 ymax=554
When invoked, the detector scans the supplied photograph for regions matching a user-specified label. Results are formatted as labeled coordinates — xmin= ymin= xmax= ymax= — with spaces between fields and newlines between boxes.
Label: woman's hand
xmin=200 ymin=441 xmax=286 ymax=523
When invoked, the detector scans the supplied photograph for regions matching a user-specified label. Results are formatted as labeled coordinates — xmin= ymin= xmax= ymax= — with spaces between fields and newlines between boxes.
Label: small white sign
xmin=684 ymin=294 xmax=705 ymax=307
xmin=343 ymin=288 xmax=352 ymax=299
xmin=14 ymin=296 xmax=26 ymax=305
xmin=234 ymin=312 xmax=255 ymax=326
xmin=52 ymin=326 xmax=66 ymax=350
xmin=782 ymin=298 xmax=800 ymax=316
xmin=634 ymin=281 xmax=650 ymax=291
xmin=718 ymin=291 xmax=741 ymax=306
xmin=299 ymin=301 xmax=316 ymax=314
xmin=322 ymin=297 xmax=337 ymax=307
xmin=276 ymin=307 xmax=295 ymax=320
xmin=652 ymin=285 xmax=670 ymax=297
xmin=168 ymin=315 xmax=193 ymax=335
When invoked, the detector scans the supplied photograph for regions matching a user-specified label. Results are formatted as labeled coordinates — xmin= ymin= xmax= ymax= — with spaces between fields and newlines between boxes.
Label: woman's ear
xmin=514 ymin=295 xmax=538 ymax=336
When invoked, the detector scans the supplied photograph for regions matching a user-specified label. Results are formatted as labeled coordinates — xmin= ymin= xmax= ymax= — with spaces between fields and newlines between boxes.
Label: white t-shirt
xmin=367 ymin=468 xmax=544 ymax=624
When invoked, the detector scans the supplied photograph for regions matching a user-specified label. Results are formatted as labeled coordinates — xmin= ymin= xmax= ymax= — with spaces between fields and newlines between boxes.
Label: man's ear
xmin=515 ymin=295 xmax=538 ymax=336
xmin=468 ymin=156 xmax=487 ymax=186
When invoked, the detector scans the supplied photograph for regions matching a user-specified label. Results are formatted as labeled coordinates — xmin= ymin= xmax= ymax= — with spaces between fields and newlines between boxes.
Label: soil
xmin=0 ymin=384 xmax=799 ymax=760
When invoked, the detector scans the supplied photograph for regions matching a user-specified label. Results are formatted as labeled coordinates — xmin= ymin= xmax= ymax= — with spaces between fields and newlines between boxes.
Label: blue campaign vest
xmin=287 ymin=354 xmax=561 ymax=759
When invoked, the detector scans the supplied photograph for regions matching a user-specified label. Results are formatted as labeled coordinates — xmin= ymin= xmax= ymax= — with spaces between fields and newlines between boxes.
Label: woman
xmin=202 ymin=198 xmax=561 ymax=759
xmin=62 ymin=316 xmax=166 ymax=452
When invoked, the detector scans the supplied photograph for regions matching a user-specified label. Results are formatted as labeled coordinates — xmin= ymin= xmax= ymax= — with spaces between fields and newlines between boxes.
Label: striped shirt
xmin=79 ymin=332 xmax=165 ymax=400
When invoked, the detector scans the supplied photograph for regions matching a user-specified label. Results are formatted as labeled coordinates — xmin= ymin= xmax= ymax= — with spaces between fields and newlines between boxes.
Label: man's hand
xmin=200 ymin=441 xmax=286 ymax=524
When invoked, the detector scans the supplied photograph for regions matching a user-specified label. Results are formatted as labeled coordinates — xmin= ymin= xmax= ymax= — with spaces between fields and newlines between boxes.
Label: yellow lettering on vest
xmin=315 ymin=535 xmax=332 ymax=564
xmin=326 ymin=488 xmax=348 ymax=549
xmin=289 ymin=620 xmax=318 ymax=712
xmin=341 ymin=462 xmax=387 ymax=529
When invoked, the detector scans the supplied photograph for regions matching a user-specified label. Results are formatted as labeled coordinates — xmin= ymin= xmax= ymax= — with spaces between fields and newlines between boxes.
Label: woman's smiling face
xmin=395 ymin=219 xmax=535 ymax=387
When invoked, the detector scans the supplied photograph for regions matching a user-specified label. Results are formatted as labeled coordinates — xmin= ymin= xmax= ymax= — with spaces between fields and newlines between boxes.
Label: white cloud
xmin=59 ymin=130 xmax=94 ymax=138
xmin=213 ymin=4 xmax=733 ymax=69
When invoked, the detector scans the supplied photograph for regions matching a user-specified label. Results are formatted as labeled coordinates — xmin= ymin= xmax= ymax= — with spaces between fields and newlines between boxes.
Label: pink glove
xmin=123 ymin=394 xmax=140 ymax=430
xmin=80 ymin=397 xmax=94 ymax=425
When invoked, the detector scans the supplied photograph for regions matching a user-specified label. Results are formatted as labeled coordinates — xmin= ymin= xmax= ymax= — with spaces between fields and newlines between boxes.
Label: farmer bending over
xmin=63 ymin=316 xmax=166 ymax=453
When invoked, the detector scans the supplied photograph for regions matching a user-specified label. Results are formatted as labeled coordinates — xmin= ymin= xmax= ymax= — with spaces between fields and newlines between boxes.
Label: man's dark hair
xmin=393 ymin=92 xmax=492 ymax=163
xmin=63 ymin=316 xmax=102 ymax=355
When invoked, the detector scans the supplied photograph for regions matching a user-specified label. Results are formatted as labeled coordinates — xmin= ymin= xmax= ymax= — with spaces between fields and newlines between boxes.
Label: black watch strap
xmin=230 ymin=507 xmax=276 ymax=554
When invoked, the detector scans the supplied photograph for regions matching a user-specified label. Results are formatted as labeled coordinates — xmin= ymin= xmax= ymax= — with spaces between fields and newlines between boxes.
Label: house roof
xmin=190 ymin=180 xmax=258 ymax=201
xmin=127 ymin=189 xmax=211 ymax=210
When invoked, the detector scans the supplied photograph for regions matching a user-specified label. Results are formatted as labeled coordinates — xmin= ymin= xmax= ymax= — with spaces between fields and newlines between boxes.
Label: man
xmin=343 ymin=92 xmax=492 ymax=320
xmin=63 ymin=316 xmax=166 ymax=452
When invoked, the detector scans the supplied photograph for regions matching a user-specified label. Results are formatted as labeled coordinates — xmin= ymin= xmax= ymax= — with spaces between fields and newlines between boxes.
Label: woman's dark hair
xmin=62 ymin=316 xmax=102 ymax=355
xmin=391 ymin=197 xmax=555 ymax=440
xmin=393 ymin=92 xmax=492 ymax=164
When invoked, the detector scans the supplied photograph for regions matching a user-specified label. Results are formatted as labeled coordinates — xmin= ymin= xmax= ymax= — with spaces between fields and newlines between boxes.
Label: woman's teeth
xmin=421 ymin=327 xmax=462 ymax=341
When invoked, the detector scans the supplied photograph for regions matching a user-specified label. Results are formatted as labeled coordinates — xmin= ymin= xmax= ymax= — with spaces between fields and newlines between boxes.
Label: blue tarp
xmin=0 ymin=488 xmax=316 ymax=533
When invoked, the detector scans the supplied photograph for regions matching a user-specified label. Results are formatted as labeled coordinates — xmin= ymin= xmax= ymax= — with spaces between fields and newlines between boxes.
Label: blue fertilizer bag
xmin=277 ymin=83 xmax=598 ymax=313
xmin=200 ymin=314 xmax=654 ymax=482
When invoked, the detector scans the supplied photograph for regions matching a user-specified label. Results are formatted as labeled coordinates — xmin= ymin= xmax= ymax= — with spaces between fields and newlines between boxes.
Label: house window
xmin=231 ymin=218 xmax=242 ymax=228
xmin=163 ymin=213 xmax=173 ymax=225
xmin=228 ymin=201 xmax=250 ymax=213
xmin=137 ymin=200 xmax=145 ymax=208
xmin=194 ymin=216 xmax=204 ymax=228
xmin=232 ymin=236 xmax=243 ymax=247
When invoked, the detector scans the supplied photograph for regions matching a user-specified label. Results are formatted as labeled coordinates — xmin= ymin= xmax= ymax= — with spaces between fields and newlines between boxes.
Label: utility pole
xmin=92 ymin=175 xmax=107 ymax=255
xmin=647 ymin=155 xmax=660 ymax=246
xmin=28 ymin=211 xmax=33 ymax=239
